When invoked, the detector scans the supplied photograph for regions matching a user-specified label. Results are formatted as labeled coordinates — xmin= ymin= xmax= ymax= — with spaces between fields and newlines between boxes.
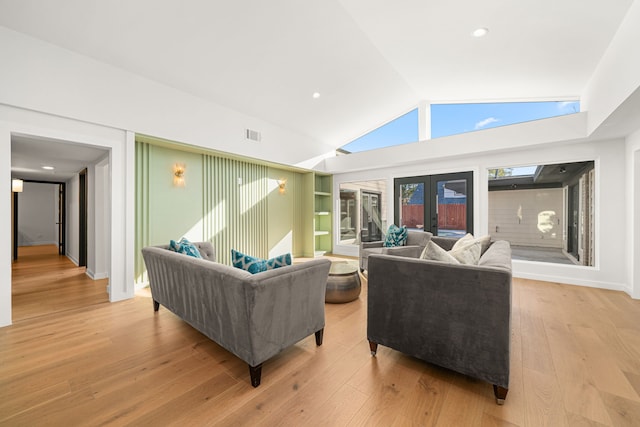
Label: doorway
xmin=567 ymin=183 xmax=580 ymax=260
xmin=361 ymin=190 xmax=382 ymax=242
xmin=12 ymin=180 xmax=67 ymax=260
xmin=394 ymin=171 xmax=474 ymax=237
xmin=79 ymin=169 xmax=87 ymax=267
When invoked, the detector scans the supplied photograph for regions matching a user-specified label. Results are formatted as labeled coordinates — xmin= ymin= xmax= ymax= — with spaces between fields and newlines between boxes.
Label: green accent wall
xmin=135 ymin=139 xmax=318 ymax=286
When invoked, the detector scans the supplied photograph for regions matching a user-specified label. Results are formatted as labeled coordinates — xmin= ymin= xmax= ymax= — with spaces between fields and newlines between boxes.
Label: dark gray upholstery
xmin=359 ymin=230 xmax=432 ymax=271
xmin=367 ymin=239 xmax=512 ymax=404
xmin=141 ymin=242 xmax=331 ymax=386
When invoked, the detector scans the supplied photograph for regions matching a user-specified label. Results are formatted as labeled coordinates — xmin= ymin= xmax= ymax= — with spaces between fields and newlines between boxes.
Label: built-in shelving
xmin=313 ymin=174 xmax=332 ymax=256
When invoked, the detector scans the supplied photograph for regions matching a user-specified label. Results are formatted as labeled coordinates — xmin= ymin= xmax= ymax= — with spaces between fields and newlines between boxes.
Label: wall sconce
xmin=173 ymin=163 xmax=186 ymax=187
xmin=277 ymin=178 xmax=287 ymax=194
xmin=12 ymin=179 xmax=24 ymax=193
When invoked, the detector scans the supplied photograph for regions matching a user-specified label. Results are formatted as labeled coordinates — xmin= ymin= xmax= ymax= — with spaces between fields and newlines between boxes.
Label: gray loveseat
xmin=141 ymin=242 xmax=331 ymax=387
xmin=367 ymin=237 xmax=512 ymax=404
xmin=359 ymin=230 xmax=432 ymax=272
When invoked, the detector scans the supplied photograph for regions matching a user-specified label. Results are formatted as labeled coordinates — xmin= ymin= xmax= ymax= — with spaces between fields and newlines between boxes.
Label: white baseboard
xmin=67 ymin=254 xmax=79 ymax=266
xmin=19 ymin=241 xmax=58 ymax=247
xmin=86 ymin=269 xmax=109 ymax=280
xmin=513 ymin=271 xmax=631 ymax=296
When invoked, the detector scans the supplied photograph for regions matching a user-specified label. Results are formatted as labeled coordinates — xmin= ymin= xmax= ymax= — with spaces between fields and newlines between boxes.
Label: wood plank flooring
xmin=11 ymin=245 xmax=108 ymax=322
xmin=2 ymin=247 xmax=640 ymax=426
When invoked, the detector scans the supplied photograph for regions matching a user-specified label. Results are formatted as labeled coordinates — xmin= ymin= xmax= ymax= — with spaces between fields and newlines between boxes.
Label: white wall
xmin=626 ymin=128 xmax=640 ymax=299
xmin=0 ymin=104 xmax=131 ymax=327
xmin=488 ymin=188 xmax=564 ymax=248
xmin=17 ymin=182 xmax=58 ymax=246
xmin=582 ymin=0 xmax=640 ymax=134
xmin=1 ymin=128 xmax=10 ymax=325
xmin=331 ymin=137 xmax=630 ymax=295
xmin=88 ymin=156 xmax=110 ymax=280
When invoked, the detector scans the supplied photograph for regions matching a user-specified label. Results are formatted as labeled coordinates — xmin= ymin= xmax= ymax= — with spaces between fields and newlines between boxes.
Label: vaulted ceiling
xmin=0 ymin=0 xmax=635 ymax=147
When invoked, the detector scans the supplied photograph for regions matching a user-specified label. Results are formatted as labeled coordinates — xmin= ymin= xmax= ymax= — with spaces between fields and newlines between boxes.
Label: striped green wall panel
xmin=135 ymin=139 xmax=312 ymax=287
xmin=203 ymin=155 xmax=268 ymax=266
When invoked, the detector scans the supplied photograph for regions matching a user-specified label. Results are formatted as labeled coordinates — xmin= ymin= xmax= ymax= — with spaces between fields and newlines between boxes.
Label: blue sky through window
xmin=339 ymin=101 xmax=580 ymax=153
xmin=431 ymin=101 xmax=580 ymax=139
xmin=340 ymin=109 xmax=418 ymax=153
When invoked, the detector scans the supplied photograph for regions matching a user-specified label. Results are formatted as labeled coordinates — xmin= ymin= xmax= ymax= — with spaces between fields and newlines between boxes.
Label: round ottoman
xmin=325 ymin=261 xmax=361 ymax=303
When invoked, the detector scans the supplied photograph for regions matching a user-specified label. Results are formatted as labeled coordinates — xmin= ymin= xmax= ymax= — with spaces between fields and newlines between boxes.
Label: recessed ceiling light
xmin=42 ymin=166 xmax=55 ymax=170
xmin=472 ymin=28 xmax=489 ymax=38
xmin=312 ymin=92 xmax=321 ymax=99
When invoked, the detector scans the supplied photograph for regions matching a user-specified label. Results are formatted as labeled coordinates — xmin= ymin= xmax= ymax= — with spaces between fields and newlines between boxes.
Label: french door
xmin=394 ymin=172 xmax=473 ymax=237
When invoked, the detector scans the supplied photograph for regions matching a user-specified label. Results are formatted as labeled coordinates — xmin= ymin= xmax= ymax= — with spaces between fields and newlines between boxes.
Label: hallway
xmin=11 ymin=245 xmax=108 ymax=322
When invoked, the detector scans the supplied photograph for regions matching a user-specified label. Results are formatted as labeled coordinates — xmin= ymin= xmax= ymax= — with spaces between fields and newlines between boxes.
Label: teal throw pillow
xmin=231 ymin=249 xmax=267 ymax=274
xmin=169 ymin=237 xmax=203 ymax=258
xmin=266 ymin=253 xmax=292 ymax=269
xmin=383 ymin=224 xmax=408 ymax=247
xmin=231 ymin=250 xmax=292 ymax=274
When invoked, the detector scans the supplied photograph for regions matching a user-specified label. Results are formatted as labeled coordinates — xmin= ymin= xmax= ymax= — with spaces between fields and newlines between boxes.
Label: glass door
xmin=361 ymin=191 xmax=382 ymax=242
xmin=567 ymin=183 xmax=580 ymax=260
xmin=395 ymin=172 xmax=473 ymax=236
xmin=397 ymin=180 xmax=426 ymax=231
xmin=431 ymin=175 xmax=471 ymax=237
xmin=339 ymin=190 xmax=357 ymax=243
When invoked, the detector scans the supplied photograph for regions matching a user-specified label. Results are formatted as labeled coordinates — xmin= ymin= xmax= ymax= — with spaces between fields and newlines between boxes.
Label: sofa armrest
xmin=361 ymin=241 xmax=384 ymax=249
xmin=244 ymin=258 xmax=331 ymax=366
xmin=193 ymin=241 xmax=215 ymax=261
xmin=379 ymin=245 xmax=422 ymax=258
xmin=152 ymin=241 xmax=216 ymax=262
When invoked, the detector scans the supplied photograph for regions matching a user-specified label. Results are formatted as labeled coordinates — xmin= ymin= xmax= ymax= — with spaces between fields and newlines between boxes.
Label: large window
xmin=340 ymin=109 xmax=418 ymax=153
xmin=431 ymin=101 xmax=580 ymax=139
xmin=488 ymin=161 xmax=595 ymax=266
xmin=338 ymin=101 xmax=580 ymax=153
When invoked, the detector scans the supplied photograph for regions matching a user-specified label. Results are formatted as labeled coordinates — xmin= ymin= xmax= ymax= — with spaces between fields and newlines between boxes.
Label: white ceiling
xmin=11 ymin=135 xmax=108 ymax=182
xmin=0 ymin=0 xmax=635 ymax=149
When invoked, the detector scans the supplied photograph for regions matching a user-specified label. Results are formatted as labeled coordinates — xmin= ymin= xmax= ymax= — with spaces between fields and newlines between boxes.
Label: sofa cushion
xmin=231 ymin=249 xmax=293 ymax=274
xmin=383 ymin=224 xmax=408 ymax=247
xmin=169 ymin=237 xmax=203 ymax=258
xmin=420 ymin=241 xmax=460 ymax=264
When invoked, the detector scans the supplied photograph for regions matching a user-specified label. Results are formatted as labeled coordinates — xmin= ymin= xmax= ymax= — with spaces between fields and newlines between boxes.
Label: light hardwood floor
xmin=2 ymin=246 xmax=640 ymax=426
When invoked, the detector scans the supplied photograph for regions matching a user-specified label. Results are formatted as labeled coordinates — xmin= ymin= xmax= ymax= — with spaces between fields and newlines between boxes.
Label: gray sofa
xmin=359 ymin=230 xmax=433 ymax=272
xmin=367 ymin=237 xmax=512 ymax=404
xmin=141 ymin=242 xmax=331 ymax=387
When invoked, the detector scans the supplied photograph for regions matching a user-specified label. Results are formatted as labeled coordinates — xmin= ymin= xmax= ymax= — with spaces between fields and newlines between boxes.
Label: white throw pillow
xmin=451 ymin=233 xmax=492 ymax=263
xmin=420 ymin=241 xmax=460 ymax=264
xmin=450 ymin=239 xmax=481 ymax=264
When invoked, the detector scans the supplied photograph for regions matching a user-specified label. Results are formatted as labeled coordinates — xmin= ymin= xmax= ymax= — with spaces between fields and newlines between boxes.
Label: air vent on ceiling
xmin=245 ymin=129 xmax=261 ymax=142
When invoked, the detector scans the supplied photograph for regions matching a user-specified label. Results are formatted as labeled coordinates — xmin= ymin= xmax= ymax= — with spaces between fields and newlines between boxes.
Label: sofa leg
xmin=493 ymin=385 xmax=508 ymax=405
xmin=315 ymin=328 xmax=324 ymax=346
xmin=249 ymin=364 xmax=263 ymax=387
xmin=153 ymin=300 xmax=160 ymax=312
xmin=369 ymin=340 xmax=378 ymax=356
